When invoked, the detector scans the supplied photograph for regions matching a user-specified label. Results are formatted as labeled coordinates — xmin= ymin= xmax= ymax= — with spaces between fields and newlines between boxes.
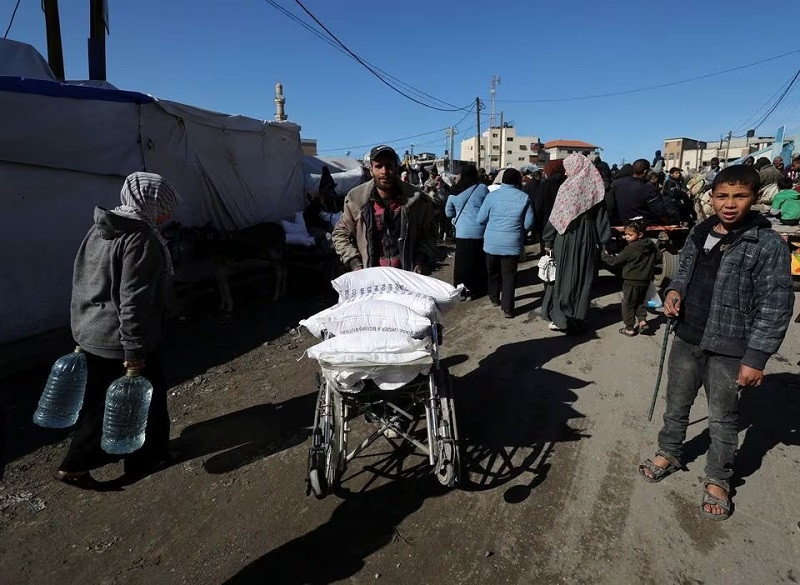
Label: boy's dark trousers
xmin=621 ymin=282 xmax=648 ymax=327
xmin=657 ymin=336 xmax=740 ymax=490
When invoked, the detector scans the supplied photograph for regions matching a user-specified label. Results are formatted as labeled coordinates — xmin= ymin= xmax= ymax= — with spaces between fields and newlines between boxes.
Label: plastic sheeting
xmin=0 ymin=48 xmax=306 ymax=344
xmin=0 ymin=39 xmax=56 ymax=80
xmin=302 ymin=155 xmax=366 ymax=195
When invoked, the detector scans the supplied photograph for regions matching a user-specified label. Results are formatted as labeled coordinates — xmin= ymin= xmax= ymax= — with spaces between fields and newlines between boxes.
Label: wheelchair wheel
xmin=433 ymin=366 xmax=460 ymax=487
xmin=308 ymin=379 xmax=346 ymax=499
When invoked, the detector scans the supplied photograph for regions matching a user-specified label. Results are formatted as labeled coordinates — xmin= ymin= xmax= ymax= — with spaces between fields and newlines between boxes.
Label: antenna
xmin=489 ymin=75 xmax=501 ymax=129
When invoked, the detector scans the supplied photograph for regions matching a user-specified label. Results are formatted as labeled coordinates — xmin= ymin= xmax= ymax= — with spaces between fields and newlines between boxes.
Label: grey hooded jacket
xmin=71 ymin=207 xmax=168 ymax=362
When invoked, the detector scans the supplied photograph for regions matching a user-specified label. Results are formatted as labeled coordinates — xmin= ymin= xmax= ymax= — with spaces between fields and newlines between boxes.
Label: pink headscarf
xmin=548 ymin=154 xmax=606 ymax=234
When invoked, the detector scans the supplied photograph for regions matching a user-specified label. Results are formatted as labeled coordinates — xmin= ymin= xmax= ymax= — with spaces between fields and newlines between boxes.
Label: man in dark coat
xmin=606 ymin=159 xmax=671 ymax=225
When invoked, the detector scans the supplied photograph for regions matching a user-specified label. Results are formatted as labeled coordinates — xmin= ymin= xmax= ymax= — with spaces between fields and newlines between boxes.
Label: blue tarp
xmin=0 ymin=76 xmax=153 ymax=104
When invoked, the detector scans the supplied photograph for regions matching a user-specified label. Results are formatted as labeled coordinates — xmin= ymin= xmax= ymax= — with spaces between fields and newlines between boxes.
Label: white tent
xmin=0 ymin=44 xmax=305 ymax=344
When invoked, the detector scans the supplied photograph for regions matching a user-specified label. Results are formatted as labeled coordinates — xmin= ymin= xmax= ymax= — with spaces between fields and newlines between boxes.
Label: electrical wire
xmin=264 ymin=0 xmax=462 ymax=111
xmin=289 ymin=0 xmax=472 ymax=112
xmin=316 ymin=111 xmax=489 ymax=154
xmin=3 ymin=0 xmax=22 ymax=38
xmin=747 ymin=67 xmax=800 ymax=131
xmin=732 ymin=72 xmax=797 ymax=135
xmin=497 ymin=48 xmax=800 ymax=104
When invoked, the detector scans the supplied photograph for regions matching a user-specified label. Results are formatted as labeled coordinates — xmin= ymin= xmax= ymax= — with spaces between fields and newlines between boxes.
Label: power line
xmin=263 ymin=0 xmax=462 ymax=111
xmin=748 ymin=68 xmax=800 ymax=131
xmin=497 ymin=48 xmax=800 ymax=104
xmin=289 ymin=0 xmax=471 ymax=112
xmin=316 ymin=111 xmax=489 ymax=154
xmin=732 ymin=72 xmax=796 ymax=135
xmin=3 ymin=0 xmax=22 ymax=39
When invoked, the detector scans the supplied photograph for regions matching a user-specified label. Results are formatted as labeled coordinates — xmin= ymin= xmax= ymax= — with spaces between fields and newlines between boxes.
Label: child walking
xmin=638 ymin=165 xmax=794 ymax=520
xmin=601 ymin=220 xmax=657 ymax=336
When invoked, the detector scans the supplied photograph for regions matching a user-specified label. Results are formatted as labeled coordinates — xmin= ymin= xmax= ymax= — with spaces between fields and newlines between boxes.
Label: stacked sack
xmin=301 ymin=267 xmax=463 ymax=391
xmin=281 ymin=212 xmax=316 ymax=247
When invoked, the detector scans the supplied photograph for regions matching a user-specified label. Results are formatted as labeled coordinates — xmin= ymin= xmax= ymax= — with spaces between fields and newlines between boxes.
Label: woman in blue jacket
xmin=445 ymin=165 xmax=489 ymax=298
xmin=476 ymin=168 xmax=534 ymax=317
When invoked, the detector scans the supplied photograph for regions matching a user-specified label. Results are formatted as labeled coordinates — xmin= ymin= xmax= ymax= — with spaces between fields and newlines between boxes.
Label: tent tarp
xmin=0 ymin=38 xmax=56 ymax=80
xmin=0 ymin=71 xmax=305 ymax=344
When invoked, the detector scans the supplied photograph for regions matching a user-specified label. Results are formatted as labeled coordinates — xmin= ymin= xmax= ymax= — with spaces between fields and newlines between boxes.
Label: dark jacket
xmin=535 ymin=173 xmax=565 ymax=236
xmin=607 ymin=176 xmax=671 ymax=225
xmin=667 ymin=212 xmax=794 ymax=369
xmin=601 ymin=238 xmax=657 ymax=285
xmin=332 ymin=180 xmax=437 ymax=271
xmin=71 ymin=207 xmax=168 ymax=362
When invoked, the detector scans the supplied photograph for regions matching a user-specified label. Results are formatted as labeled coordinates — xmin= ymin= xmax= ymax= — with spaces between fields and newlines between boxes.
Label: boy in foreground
xmin=638 ymin=165 xmax=794 ymax=520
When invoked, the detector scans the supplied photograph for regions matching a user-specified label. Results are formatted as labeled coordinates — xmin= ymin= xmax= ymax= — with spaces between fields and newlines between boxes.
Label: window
xmin=492 ymin=145 xmax=499 ymax=150
xmin=506 ymin=137 xmax=514 ymax=142
xmin=480 ymin=145 xmax=485 ymax=150
xmin=506 ymin=150 xmax=513 ymax=155
xmin=519 ymin=145 xmax=528 ymax=151
xmin=492 ymin=133 xmax=498 ymax=138
xmin=518 ymin=157 xmax=525 ymax=162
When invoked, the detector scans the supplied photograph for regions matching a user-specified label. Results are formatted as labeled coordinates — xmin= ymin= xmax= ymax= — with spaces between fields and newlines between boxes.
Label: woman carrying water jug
xmin=55 ymin=172 xmax=181 ymax=488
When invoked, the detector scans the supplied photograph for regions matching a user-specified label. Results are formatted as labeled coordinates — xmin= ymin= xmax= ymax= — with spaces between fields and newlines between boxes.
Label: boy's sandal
xmin=638 ymin=454 xmax=680 ymax=483
xmin=53 ymin=470 xmax=98 ymax=490
xmin=619 ymin=327 xmax=637 ymax=337
xmin=638 ymin=322 xmax=650 ymax=333
xmin=700 ymin=482 xmax=731 ymax=521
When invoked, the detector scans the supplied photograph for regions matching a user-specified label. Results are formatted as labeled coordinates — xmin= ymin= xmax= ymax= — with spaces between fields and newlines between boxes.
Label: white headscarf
xmin=112 ymin=172 xmax=182 ymax=275
xmin=548 ymin=154 xmax=605 ymax=234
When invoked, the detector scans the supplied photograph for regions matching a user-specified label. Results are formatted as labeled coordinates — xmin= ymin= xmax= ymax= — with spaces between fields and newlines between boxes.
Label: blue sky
xmin=5 ymin=0 xmax=800 ymax=165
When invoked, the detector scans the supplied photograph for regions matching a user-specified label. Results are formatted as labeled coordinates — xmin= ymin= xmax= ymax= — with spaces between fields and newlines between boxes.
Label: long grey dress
xmin=541 ymin=203 xmax=611 ymax=332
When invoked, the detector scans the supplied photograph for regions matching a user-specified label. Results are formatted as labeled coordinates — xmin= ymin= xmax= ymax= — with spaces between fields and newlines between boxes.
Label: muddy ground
xmin=1 ymin=245 xmax=799 ymax=584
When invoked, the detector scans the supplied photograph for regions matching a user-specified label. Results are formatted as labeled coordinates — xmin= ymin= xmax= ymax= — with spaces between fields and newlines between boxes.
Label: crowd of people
xmin=329 ymin=144 xmax=795 ymax=520
xmin=56 ymin=143 xmax=795 ymax=525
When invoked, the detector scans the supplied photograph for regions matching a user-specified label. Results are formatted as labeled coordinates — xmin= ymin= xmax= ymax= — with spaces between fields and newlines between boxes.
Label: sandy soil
xmin=1 ymin=245 xmax=799 ymax=584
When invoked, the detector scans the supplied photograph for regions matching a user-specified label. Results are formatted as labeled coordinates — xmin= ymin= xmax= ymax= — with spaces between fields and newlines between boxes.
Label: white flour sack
xmin=305 ymin=331 xmax=432 ymax=367
xmin=299 ymin=299 xmax=432 ymax=339
xmin=332 ymin=267 xmax=463 ymax=313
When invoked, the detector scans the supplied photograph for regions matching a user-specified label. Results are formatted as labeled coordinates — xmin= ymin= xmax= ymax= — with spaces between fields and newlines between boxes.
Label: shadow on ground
xmin=224 ymin=470 xmax=449 ymax=584
xmin=0 ymin=273 xmax=335 ymax=480
xmin=679 ymin=372 xmax=800 ymax=489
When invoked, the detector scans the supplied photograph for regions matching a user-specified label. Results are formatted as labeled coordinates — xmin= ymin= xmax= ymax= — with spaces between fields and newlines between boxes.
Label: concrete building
xmin=460 ymin=126 xmax=541 ymax=169
xmin=301 ymin=139 xmax=317 ymax=155
xmin=542 ymin=139 xmax=600 ymax=161
xmin=663 ymin=135 xmax=774 ymax=171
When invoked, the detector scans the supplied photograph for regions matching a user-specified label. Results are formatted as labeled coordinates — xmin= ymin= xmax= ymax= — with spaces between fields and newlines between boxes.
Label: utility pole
xmin=499 ymin=111 xmax=504 ymax=168
xmin=445 ymin=126 xmax=457 ymax=172
xmin=475 ymin=96 xmax=481 ymax=169
xmin=487 ymin=75 xmax=501 ymax=172
xmin=88 ymin=0 xmax=108 ymax=80
xmin=42 ymin=0 xmax=65 ymax=81
xmin=722 ymin=131 xmax=732 ymax=166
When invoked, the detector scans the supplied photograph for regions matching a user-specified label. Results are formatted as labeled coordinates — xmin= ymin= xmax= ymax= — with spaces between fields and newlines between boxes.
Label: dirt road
xmin=1 ymin=248 xmax=799 ymax=584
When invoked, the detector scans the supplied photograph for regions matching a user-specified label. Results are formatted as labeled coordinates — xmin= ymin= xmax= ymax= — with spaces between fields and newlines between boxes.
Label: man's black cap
xmin=369 ymin=145 xmax=399 ymax=161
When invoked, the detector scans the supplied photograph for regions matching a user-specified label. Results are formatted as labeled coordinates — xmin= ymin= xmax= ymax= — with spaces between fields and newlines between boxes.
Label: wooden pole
xmin=42 ymin=0 xmax=65 ymax=81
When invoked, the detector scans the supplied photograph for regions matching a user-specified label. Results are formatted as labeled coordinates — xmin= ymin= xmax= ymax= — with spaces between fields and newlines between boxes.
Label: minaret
xmin=274 ymin=82 xmax=287 ymax=122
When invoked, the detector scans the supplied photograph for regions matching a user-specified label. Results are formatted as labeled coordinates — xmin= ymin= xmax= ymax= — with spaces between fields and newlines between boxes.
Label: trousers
xmin=657 ymin=337 xmax=740 ymax=489
xmin=621 ymin=283 xmax=648 ymax=328
xmin=59 ymin=350 xmax=170 ymax=473
xmin=485 ymin=253 xmax=519 ymax=313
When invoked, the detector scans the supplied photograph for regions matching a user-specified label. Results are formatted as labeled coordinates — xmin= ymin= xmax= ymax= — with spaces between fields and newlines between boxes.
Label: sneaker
xmin=548 ymin=322 xmax=564 ymax=331
xmin=489 ymin=298 xmax=501 ymax=307
xmin=503 ymin=311 xmax=514 ymax=319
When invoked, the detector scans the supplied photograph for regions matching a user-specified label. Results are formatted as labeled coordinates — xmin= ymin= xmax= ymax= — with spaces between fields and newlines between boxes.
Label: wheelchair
xmin=307 ymin=323 xmax=460 ymax=499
